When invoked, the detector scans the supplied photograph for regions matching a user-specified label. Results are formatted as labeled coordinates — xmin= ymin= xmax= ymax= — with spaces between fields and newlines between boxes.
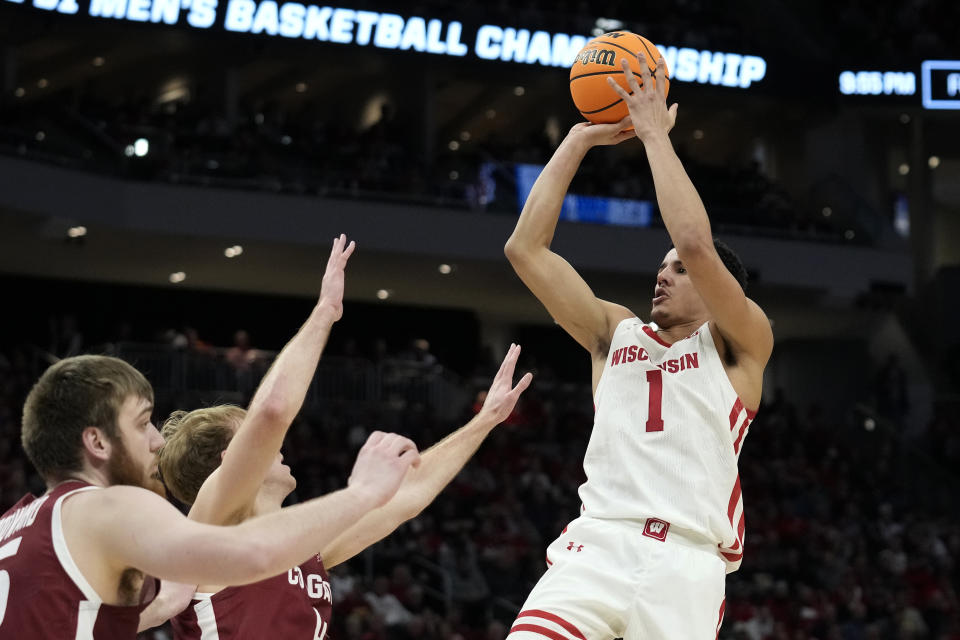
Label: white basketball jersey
xmin=579 ymin=318 xmax=756 ymax=573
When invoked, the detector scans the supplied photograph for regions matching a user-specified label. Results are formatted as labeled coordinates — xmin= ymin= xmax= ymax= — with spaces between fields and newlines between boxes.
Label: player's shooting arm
xmin=640 ymin=136 xmax=772 ymax=363
xmin=505 ymin=127 xmax=633 ymax=356
xmin=609 ymin=56 xmax=772 ymax=364
xmin=320 ymin=345 xmax=532 ymax=569
xmin=190 ymin=235 xmax=354 ymax=525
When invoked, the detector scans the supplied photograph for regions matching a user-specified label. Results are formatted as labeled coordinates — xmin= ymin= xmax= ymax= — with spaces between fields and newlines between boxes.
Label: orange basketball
xmin=569 ymin=31 xmax=670 ymax=124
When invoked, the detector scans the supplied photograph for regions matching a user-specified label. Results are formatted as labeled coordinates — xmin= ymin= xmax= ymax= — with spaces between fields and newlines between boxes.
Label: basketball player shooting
xmin=503 ymin=53 xmax=773 ymax=639
xmin=141 ymin=235 xmax=533 ymax=638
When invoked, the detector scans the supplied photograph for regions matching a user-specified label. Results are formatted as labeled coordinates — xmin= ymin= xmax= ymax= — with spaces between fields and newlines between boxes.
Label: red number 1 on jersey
xmin=645 ymin=370 xmax=664 ymax=432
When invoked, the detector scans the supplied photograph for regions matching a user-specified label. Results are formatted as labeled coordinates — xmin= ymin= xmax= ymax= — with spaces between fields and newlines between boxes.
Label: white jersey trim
xmin=314 ymin=608 xmax=329 ymax=640
xmin=75 ymin=600 xmax=101 ymax=640
xmin=51 ymin=486 xmax=103 ymax=604
xmin=194 ymin=597 xmax=221 ymax=640
xmin=695 ymin=320 xmax=754 ymax=413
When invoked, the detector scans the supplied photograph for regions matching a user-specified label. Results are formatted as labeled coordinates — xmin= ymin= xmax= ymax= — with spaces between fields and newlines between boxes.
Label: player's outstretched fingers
xmin=342 ymin=239 xmax=356 ymax=260
xmin=495 ymin=343 xmax=519 ymax=381
xmin=513 ymin=372 xmax=534 ymax=395
xmin=655 ymin=56 xmax=668 ymax=96
xmin=607 ymin=75 xmax=631 ymax=100
xmin=620 ymin=58 xmax=641 ymax=94
xmin=492 ymin=343 xmax=510 ymax=378
xmin=636 ymin=51 xmax=653 ymax=88
xmin=326 ymin=235 xmax=344 ymax=267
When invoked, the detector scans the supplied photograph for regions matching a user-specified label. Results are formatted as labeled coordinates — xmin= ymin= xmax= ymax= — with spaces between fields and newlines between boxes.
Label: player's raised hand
xmin=568 ymin=117 xmax=636 ymax=148
xmin=478 ymin=343 xmax=534 ymax=425
xmin=318 ymin=233 xmax=356 ymax=320
xmin=606 ymin=54 xmax=678 ymax=143
xmin=347 ymin=431 xmax=421 ymax=508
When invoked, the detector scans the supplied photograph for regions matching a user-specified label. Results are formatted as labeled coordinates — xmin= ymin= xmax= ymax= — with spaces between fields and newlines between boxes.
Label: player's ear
xmin=220 ymin=450 xmax=227 ymax=462
xmin=81 ymin=426 xmax=111 ymax=463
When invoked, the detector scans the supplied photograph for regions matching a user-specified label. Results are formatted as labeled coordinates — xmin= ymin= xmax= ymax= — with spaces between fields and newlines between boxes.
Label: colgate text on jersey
xmin=288 ymin=565 xmax=332 ymax=604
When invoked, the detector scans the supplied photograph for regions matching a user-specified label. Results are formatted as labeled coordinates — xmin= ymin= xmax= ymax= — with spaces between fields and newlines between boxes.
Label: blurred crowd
xmin=1 ymin=86 xmax=846 ymax=242
xmin=1 ymin=318 xmax=959 ymax=640
xmin=3 ymin=0 xmax=955 ymax=248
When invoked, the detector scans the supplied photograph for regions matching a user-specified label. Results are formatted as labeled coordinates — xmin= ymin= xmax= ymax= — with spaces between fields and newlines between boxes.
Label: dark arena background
xmin=1 ymin=0 xmax=959 ymax=638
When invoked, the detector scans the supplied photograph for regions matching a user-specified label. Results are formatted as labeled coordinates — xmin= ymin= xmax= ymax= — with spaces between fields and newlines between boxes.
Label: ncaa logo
xmin=642 ymin=518 xmax=670 ymax=542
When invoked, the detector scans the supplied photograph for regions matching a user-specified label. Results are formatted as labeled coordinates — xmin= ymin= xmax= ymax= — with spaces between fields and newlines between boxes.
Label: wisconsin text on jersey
xmin=610 ymin=347 xmax=700 ymax=372
xmin=609 ymin=325 xmax=703 ymax=371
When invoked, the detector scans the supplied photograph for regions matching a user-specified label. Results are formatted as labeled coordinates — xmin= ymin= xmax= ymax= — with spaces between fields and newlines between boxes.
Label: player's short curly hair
xmin=669 ymin=239 xmax=748 ymax=290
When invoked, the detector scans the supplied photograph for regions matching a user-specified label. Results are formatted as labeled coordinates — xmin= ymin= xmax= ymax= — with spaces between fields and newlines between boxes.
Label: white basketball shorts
xmin=507 ymin=515 xmax=727 ymax=640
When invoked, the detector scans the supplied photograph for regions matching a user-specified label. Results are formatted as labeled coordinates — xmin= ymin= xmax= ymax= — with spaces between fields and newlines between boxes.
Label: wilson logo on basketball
xmin=642 ymin=518 xmax=670 ymax=542
xmin=575 ymin=48 xmax=616 ymax=66
xmin=569 ymin=30 xmax=669 ymax=124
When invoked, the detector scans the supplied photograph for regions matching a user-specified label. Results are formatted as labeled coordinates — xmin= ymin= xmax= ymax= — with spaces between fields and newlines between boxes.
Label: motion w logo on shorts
xmin=642 ymin=518 xmax=670 ymax=541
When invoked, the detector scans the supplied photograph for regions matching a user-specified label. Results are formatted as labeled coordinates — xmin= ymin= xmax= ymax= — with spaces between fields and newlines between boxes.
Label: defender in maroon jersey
xmin=145 ymin=236 xmax=533 ymax=639
xmin=173 ymin=557 xmax=333 ymax=640
xmin=0 ymin=481 xmax=156 ymax=639
xmin=1 ymin=317 xmax=421 ymax=638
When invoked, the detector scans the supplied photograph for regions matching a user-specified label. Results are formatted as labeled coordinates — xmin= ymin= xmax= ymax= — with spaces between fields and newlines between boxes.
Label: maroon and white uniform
xmin=509 ymin=320 xmax=757 ymax=640
xmin=172 ymin=555 xmax=332 ymax=640
xmin=0 ymin=480 xmax=156 ymax=640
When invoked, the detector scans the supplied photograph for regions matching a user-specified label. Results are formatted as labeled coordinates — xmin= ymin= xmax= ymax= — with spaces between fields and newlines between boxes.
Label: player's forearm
xmin=506 ymin=135 xmax=590 ymax=253
xmin=642 ymin=133 xmax=714 ymax=252
xmin=247 ymin=302 xmax=338 ymax=425
xmin=187 ymin=486 xmax=378 ymax=586
xmin=138 ymin=598 xmax=169 ymax=632
xmin=389 ymin=412 xmax=498 ymax=518
xmin=137 ymin=582 xmax=195 ymax=631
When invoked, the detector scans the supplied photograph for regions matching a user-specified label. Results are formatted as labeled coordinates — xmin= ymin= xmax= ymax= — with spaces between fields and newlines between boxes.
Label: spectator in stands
xmin=47 ymin=313 xmax=83 ymax=358
xmin=1 ymin=314 xmax=959 ymax=638
xmin=365 ymin=575 xmax=414 ymax=629
xmin=876 ymin=354 xmax=909 ymax=422
xmin=225 ymin=329 xmax=259 ymax=369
